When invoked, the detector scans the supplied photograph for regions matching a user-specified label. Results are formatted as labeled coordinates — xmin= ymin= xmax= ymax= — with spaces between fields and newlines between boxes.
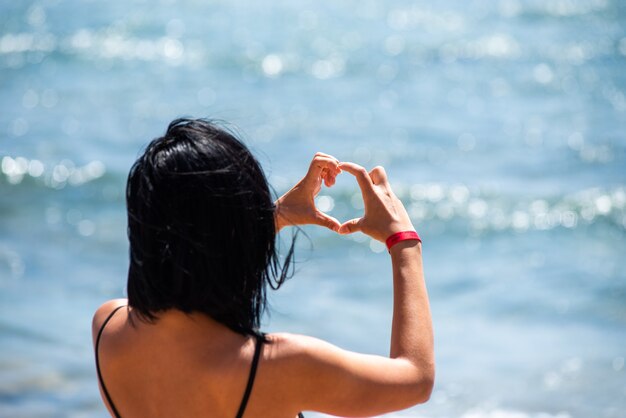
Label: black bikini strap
xmin=95 ymin=305 xmax=126 ymax=418
xmin=235 ymin=334 xmax=264 ymax=418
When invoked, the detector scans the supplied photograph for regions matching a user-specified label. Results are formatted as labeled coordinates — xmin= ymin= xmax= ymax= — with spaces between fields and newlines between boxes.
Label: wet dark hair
xmin=126 ymin=118 xmax=293 ymax=337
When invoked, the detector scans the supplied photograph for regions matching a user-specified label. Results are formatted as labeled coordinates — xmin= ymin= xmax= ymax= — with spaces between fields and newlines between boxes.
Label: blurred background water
xmin=1 ymin=0 xmax=625 ymax=417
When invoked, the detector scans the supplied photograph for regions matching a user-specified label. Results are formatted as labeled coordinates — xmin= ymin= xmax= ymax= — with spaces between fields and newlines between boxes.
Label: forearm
xmin=389 ymin=241 xmax=434 ymax=378
xmin=274 ymin=199 xmax=285 ymax=232
xmin=274 ymin=197 xmax=294 ymax=232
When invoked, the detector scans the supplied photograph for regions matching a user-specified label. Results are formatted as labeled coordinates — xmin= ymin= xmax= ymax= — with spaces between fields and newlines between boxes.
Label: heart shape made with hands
xmin=300 ymin=158 xmax=416 ymax=245
xmin=312 ymin=159 xmax=405 ymax=241
xmin=275 ymin=155 xmax=383 ymax=236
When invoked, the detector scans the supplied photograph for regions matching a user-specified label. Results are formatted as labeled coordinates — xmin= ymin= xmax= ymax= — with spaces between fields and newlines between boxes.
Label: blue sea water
xmin=1 ymin=0 xmax=625 ymax=417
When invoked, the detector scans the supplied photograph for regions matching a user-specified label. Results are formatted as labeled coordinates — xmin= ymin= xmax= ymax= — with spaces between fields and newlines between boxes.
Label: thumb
xmin=338 ymin=218 xmax=364 ymax=235
xmin=315 ymin=211 xmax=341 ymax=232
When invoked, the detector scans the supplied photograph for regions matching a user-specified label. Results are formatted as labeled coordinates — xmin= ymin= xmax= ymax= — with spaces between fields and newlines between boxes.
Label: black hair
xmin=126 ymin=118 xmax=294 ymax=337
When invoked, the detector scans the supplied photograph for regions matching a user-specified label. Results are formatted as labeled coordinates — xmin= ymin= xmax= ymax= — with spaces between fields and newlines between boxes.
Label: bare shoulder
xmin=264 ymin=332 xmax=340 ymax=363
xmin=265 ymin=332 xmax=319 ymax=352
xmin=262 ymin=332 xmax=359 ymax=386
xmin=91 ymin=298 xmax=129 ymax=344
xmin=255 ymin=332 xmax=342 ymax=413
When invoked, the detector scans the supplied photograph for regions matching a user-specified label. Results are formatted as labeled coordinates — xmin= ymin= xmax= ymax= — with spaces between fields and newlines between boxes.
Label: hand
xmin=338 ymin=162 xmax=414 ymax=242
xmin=275 ymin=153 xmax=342 ymax=232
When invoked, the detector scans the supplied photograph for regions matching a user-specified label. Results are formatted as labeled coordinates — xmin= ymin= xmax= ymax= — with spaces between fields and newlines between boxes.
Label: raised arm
xmin=338 ymin=163 xmax=433 ymax=369
xmin=268 ymin=162 xmax=434 ymax=417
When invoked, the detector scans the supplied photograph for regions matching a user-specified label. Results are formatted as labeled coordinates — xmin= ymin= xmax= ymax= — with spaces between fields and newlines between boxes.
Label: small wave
xmin=2 ymin=154 xmax=624 ymax=237
xmin=319 ymin=182 xmax=626 ymax=241
xmin=515 ymin=0 xmax=611 ymax=19
xmin=308 ymin=408 xmax=572 ymax=418
xmin=1 ymin=155 xmax=106 ymax=189
xmin=460 ymin=409 xmax=571 ymax=418
xmin=400 ymin=183 xmax=626 ymax=234
xmin=0 ymin=29 xmax=195 ymax=68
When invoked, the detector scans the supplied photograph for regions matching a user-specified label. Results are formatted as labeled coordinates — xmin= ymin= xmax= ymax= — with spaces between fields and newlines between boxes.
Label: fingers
xmin=338 ymin=217 xmax=364 ymax=235
xmin=368 ymin=166 xmax=388 ymax=186
xmin=338 ymin=162 xmax=374 ymax=193
xmin=308 ymin=153 xmax=340 ymax=179
xmin=315 ymin=211 xmax=341 ymax=232
xmin=321 ymin=167 xmax=336 ymax=187
xmin=308 ymin=152 xmax=341 ymax=189
xmin=315 ymin=151 xmax=338 ymax=161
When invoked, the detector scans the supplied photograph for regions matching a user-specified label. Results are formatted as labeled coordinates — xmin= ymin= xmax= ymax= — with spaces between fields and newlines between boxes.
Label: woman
xmin=92 ymin=118 xmax=434 ymax=417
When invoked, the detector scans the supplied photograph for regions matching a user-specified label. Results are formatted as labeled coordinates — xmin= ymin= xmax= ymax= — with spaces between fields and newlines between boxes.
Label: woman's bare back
xmin=93 ymin=299 xmax=303 ymax=418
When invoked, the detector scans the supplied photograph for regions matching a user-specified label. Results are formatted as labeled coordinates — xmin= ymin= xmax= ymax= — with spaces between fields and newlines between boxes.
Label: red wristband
xmin=385 ymin=230 xmax=421 ymax=251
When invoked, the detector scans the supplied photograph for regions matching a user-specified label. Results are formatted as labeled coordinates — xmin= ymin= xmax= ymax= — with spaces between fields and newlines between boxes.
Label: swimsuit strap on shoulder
xmin=95 ymin=305 xmax=126 ymax=418
xmin=235 ymin=334 xmax=264 ymax=418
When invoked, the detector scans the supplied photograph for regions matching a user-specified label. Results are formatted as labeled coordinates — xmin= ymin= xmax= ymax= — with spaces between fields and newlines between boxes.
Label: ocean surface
xmin=1 ymin=0 xmax=625 ymax=417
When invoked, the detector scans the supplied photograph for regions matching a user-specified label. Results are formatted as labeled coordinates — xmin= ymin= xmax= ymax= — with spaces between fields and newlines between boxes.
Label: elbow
xmin=386 ymin=358 xmax=435 ymax=410
xmin=393 ymin=371 xmax=434 ymax=410
xmin=410 ymin=363 xmax=435 ymax=405
xmin=415 ymin=373 xmax=434 ymax=404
